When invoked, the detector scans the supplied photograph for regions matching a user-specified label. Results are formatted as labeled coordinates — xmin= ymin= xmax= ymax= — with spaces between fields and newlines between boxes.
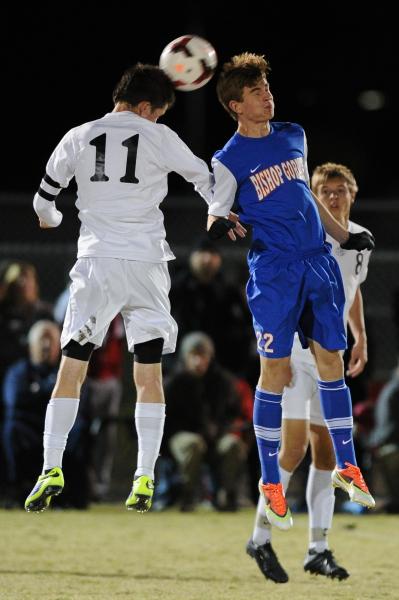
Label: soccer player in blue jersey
xmin=207 ymin=53 xmax=375 ymax=531
xmin=247 ymin=163 xmax=372 ymax=583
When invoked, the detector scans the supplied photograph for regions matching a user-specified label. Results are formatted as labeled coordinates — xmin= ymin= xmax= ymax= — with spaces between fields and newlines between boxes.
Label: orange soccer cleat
xmin=258 ymin=481 xmax=293 ymax=531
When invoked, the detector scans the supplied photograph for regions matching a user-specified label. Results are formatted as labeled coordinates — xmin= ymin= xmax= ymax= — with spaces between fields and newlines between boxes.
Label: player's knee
xmin=316 ymin=350 xmax=343 ymax=379
xmin=280 ymin=444 xmax=307 ymax=470
xmin=134 ymin=337 xmax=164 ymax=364
xmin=317 ymin=348 xmax=342 ymax=366
xmin=259 ymin=360 xmax=290 ymax=391
xmin=62 ymin=339 xmax=95 ymax=362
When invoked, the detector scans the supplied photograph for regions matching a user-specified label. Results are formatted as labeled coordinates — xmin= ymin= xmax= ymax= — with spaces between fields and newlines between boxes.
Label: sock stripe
xmin=254 ymin=395 xmax=282 ymax=404
xmin=255 ymin=388 xmax=282 ymax=403
xmin=318 ymin=379 xmax=346 ymax=390
xmin=325 ymin=417 xmax=353 ymax=429
xmin=254 ymin=427 xmax=281 ymax=442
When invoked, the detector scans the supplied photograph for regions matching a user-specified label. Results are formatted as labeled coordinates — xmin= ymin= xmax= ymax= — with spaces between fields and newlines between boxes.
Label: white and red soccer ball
xmin=160 ymin=35 xmax=217 ymax=91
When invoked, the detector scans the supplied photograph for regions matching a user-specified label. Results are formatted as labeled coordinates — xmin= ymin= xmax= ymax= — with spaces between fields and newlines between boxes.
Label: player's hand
xmin=346 ymin=340 xmax=368 ymax=378
xmin=340 ymin=231 xmax=375 ymax=251
xmin=227 ymin=211 xmax=247 ymax=241
xmin=207 ymin=213 xmax=247 ymax=241
xmin=39 ymin=219 xmax=54 ymax=229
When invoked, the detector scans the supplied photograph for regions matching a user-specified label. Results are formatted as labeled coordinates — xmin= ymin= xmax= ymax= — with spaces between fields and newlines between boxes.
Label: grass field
xmin=1 ymin=506 xmax=398 ymax=600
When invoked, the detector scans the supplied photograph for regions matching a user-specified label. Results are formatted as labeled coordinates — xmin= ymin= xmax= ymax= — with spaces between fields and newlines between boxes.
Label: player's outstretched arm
xmin=311 ymin=190 xmax=375 ymax=250
xmin=311 ymin=190 xmax=349 ymax=244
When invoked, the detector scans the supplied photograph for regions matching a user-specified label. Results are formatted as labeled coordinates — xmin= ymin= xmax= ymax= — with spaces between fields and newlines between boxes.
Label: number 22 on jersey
xmin=256 ymin=331 xmax=274 ymax=354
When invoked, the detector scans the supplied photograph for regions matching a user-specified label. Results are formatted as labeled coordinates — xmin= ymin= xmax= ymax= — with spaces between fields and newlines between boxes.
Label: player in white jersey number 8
xmin=25 ymin=62 xmax=246 ymax=514
xmin=248 ymin=163 xmax=373 ymax=583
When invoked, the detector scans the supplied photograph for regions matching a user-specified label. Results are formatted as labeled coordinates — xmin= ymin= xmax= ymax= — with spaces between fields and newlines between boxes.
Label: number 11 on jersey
xmin=90 ymin=133 xmax=140 ymax=184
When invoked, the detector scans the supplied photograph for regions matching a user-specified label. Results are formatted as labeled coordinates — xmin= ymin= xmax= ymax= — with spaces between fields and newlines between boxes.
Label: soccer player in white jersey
xmin=247 ymin=163 xmax=372 ymax=582
xmin=24 ymin=63 xmax=245 ymax=513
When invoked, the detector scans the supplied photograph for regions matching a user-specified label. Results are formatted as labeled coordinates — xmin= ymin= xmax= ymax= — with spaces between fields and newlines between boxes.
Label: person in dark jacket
xmin=2 ymin=320 xmax=89 ymax=507
xmin=170 ymin=239 xmax=252 ymax=376
xmin=163 ymin=331 xmax=250 ymax=511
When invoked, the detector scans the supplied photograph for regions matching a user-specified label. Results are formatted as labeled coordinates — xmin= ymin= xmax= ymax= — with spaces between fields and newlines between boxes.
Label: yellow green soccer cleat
xmin=25 ymin=467 xmax=64 ymax=512
xmin=126 ymin=475 xmax=154 ymax=513
xmin=332 ymin=462 xmax=375 ymax=509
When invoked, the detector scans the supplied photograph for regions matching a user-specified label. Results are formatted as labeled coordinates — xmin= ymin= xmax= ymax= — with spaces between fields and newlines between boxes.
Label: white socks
xmin=252 ymin=466 xmax=292 ymax=546
xmin=306 ymin=464 xmax=335 ymax=553
xmin=280 ymin=467 xmax=292 ymax=494
xmin=251 ymin=463 xmax=334 ymax=555
xmin=134 ymin=402 xmax=165 ymax=480
xmin=43 ymin=397 xmax=80 ymax=471
xmin=252 ymin=492 xmax=272 ymax=545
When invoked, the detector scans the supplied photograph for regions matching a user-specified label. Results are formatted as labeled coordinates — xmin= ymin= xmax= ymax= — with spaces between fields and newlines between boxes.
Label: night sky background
xmin=3 ymin=3 xmax=397 ymax=198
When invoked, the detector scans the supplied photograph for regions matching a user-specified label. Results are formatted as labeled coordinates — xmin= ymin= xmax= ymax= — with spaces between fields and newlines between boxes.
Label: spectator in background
xmin=368 ymin=358 xmax=399 ymax=513
xmin=170 ymin=238 xmax=252 ymax=376
xmin=368 ymin=293 xmax=399 ymax=513
xmin=163 ymin=332 xmax=252 ymax=512
xmin=2 ymin=320 xmax=89 ymax=508
xmin=0 ymin=261 xmax=54 ymax=494
xmin=0 ymin=261 xmax=54 ymax=384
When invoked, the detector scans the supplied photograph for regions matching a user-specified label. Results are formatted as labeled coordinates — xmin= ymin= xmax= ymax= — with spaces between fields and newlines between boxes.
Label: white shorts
xmin=282 ymin=360 xmax=326 ymax=426
xmin=61 ymin=258 xmax=178 ymax=354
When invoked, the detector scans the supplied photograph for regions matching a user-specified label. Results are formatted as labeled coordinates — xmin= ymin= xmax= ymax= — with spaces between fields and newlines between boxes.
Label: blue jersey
xmin=210 ymin=122 xmax=326 ymax=269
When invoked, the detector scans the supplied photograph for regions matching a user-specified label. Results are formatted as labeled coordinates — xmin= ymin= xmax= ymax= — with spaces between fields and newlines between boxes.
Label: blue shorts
xmin=246 ymin=247 xmax=346 ymax=358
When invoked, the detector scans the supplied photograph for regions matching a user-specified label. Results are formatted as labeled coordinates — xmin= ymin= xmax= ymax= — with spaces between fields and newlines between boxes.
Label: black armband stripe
xmin=38 ymin=186 xmax=57 ymax=201
xmin=44 ymin=173 xmax=61 ymax=188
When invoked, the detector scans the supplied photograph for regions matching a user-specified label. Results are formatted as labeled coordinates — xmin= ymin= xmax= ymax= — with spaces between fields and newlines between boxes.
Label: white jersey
xmin=291 ymin=220 xmax=371 ymax=365
xmin=33 ymin=111 xmax=213 ymax=262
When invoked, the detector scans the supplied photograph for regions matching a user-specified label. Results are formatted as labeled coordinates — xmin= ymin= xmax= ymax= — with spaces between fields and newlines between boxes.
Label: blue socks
xmin=318 ymin=378 xmax=356 ymax=469
xmin=253 ymin=388 xmax=282 ymax=484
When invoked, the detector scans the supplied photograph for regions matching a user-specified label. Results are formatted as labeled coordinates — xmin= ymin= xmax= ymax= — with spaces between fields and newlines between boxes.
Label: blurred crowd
xmin=1 ymin=244 xmax=398 ymax=513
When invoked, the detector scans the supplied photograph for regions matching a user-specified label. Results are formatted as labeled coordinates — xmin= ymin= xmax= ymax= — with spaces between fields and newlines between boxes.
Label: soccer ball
xmin=159 ymin=35 xmax=217 ymax=92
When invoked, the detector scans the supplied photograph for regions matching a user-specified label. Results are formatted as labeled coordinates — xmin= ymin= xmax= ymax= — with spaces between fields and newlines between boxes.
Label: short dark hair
xmin=112 ymin=63 xmax=175 ymax=110
xmin=217 ymin=53 xmax=270 ymax=120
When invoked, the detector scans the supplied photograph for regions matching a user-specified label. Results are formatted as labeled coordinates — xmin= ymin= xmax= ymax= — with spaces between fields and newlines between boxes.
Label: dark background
xmin=2 ymin=3 xmax=398 ymax=198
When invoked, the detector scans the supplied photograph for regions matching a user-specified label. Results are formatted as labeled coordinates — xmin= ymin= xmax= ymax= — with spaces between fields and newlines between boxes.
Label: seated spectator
xmin=368 ymin=359 xmax=399 ymax=513
xmin=163 ymin=332 xmax=252 ymax=512
xmin=0 ymin=261 xmax=54 ymax=494
xmin=170 ymin=238 xmax=252 ymax=376
xmin=2 ymin=320 xmax=90 ymax=508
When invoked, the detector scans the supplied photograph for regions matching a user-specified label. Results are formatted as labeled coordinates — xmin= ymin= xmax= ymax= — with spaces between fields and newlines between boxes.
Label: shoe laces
xmin=342 ymin=462 xmax=369 ymax=492
xmin=262 ymin=483 xmax=287 ymax=516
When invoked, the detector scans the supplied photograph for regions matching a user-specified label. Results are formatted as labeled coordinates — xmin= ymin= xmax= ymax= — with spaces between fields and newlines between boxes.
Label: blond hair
xmin=217 ymin=52 xmax=270 ymax=120
xmin=311 ymin=162 xmax=359 ymax=195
